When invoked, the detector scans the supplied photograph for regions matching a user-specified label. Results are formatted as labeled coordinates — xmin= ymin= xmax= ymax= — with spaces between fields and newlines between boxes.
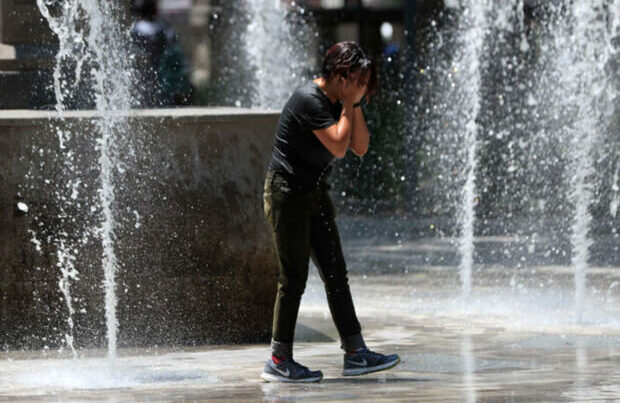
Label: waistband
xmin=266 ymin=169 xmax=330 ymax=191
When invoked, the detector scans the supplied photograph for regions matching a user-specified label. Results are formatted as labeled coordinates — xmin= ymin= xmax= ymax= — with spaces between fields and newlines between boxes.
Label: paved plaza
xmin=2 ymin=218 xmax=619 ymax=401
xmin=1 ymin=0 xmax=618 ymax=401
xmin=1 ymin=245 xmax=619 ymax=402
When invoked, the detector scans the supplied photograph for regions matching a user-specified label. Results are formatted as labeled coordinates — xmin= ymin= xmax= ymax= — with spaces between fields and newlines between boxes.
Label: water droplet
xmin=17 ymin=202 xmax=29 ymax=213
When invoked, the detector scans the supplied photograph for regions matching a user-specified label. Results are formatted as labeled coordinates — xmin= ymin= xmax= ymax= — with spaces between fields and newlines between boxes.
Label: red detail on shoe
xmin=272 ymin=355 xmax=286 ymax=364
xmin=346 ymin=347 xmax=365 ymax=355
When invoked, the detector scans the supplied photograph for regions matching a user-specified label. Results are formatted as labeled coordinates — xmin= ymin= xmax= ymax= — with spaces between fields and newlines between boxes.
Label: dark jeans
xmin=263 ymin=170 xmax=364 ymax=357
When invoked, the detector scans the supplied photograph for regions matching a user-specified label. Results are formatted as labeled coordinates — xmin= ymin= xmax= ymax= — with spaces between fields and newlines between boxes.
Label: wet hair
xmin=131 ymin=0 xmax=157 ymax=19
xmin=321 ymin=41 xmax=377 ymax=96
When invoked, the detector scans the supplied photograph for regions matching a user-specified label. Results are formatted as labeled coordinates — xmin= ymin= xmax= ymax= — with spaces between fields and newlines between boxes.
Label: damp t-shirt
xmin=268 ymin=81 xmax=342 ymax=188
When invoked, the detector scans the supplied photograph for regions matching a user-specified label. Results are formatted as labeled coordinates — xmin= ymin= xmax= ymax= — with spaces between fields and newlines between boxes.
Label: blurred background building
xmin=1 ymin=0 xmax=615 ymax=226
xmin=158 ymin=0 xmax=438 ymax=105
xmin=0 ymin=0 xmax=442 ymax=109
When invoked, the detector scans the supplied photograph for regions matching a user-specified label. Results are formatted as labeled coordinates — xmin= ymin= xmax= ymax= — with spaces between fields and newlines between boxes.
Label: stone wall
xmin=0 ymin=0 xmax=56 ymax=109
xmin=0 ymin=108 xmax=280 ymax=349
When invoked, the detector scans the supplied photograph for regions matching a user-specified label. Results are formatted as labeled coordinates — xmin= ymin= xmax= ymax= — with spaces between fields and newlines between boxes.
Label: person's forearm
xmin=349 ymin=106 xmax=369 ymax=156
xmin=312 ymin=100 xmax=355 ymax=158
xmin=333 ymin=101 xmax=355 ymax=156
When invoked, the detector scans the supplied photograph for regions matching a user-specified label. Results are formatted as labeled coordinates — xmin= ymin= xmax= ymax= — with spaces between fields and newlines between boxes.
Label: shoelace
xmin=283 ymin=358 xmax=312 ymax=375
xmin=351 ymin=348 xmax=383 ymax=360
xmin=354 ymin=348 xmax=374 ymax=356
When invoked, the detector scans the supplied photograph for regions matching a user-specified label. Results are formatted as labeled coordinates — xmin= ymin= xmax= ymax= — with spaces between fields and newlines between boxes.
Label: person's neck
xmin=313 ymin=77 xmax=339 ymax=104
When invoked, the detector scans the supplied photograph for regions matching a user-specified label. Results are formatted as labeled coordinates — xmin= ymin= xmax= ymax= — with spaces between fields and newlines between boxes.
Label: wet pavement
xmin=1 ymin=227 xmax=619 ymax=402
xmin=1 ymin=270 xmax=619 ymax=402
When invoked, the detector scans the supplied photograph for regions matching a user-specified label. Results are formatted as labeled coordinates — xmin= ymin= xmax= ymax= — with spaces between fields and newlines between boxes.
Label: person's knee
xmin=278 ymin=276 xmax=307 ymax=298
xmin=323 ymin=271 xmax=350 ymax=294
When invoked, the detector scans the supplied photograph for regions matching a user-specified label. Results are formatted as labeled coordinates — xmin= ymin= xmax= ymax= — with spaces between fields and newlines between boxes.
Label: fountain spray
xmin=37 ymin=0 xmax=133 ymax=359
xmin=565 ymin=1 xmax=617 ymax=322
xmin=243 ymin=0 xmax=314 ymax=109
xmin=35 ymin=0 xmax=87 ymax=359
xmin=455 ymin=1 xmax=488 ymax=298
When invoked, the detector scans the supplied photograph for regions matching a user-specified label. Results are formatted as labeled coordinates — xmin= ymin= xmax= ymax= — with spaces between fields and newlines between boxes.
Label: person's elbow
xmin=332 ymin=142 xmax=349 ymax=158
xmin=331 ymin=132 xmax=352 ymax=158
xmin=350 ymin=143 xmax=368 ymax=157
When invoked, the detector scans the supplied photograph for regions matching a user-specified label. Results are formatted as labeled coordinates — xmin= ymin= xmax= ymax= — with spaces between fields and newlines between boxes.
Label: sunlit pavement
xmin=2 ymin=218 xmax=619 ymax=402
xmin=1 ymin=262 xmax=619 ymax=402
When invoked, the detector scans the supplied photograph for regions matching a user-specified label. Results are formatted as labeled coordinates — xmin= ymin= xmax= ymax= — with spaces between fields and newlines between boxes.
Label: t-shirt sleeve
xmin=298 ymin=93 xmax=339 ymax=131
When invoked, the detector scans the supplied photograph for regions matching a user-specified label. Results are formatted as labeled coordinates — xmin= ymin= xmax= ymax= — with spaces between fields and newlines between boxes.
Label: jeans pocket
xmin=271 ymin=175 xmax=293 ymax=194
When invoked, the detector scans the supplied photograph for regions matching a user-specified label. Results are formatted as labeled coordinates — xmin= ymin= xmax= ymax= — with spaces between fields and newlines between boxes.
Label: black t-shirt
xmin=268 ymin=81 xmax=342 ymax=188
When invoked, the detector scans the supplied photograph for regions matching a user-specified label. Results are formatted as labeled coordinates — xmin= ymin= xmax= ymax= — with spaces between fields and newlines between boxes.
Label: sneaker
xmin=261 ymin=357 xmax=323 ymax=383
xmin=342 ymin=348 xmax=400 ymax=376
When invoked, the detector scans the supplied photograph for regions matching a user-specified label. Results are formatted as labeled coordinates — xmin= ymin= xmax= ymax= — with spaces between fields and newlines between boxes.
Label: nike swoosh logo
xmin=274 ymin=367 xmax=290 ymax=377
xmin=348 ymin=358 xmax=368 ymax=367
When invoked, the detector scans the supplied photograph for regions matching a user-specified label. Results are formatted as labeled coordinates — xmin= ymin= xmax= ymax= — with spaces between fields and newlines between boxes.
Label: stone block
xmin=0 ymin=0 xmax=54 ymax=45
xmin=0 ymin=108 xmax=280 ymax=349
xmin=0 ymin=69 xmax=54 ymax=109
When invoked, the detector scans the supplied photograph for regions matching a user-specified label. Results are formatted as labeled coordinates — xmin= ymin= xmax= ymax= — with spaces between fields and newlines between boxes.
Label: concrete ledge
xmin=0 ymin=107 xmax=280 ymax=125
xmin=0 ymin=107 xmax=281 ymax=349
xmin=0 ymin=58 xmax=54 ymax=72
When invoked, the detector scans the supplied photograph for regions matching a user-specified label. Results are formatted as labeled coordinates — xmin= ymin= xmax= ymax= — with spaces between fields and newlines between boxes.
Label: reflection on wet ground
xmin=1 ymin=218 xmax=618 ymax=402
xmin=2 ymin=271 xmax=619 ymax=402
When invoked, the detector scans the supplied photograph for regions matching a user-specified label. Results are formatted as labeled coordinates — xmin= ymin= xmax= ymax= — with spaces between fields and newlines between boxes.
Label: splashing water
xmin=415 ymin=0 xmax=617 ymax=313
xmin=243 ymin=0 xmax=315 ymax=109
xmin=37 ymin=0 xmax=134 ymax=359
xmin=606 ymin=1 xmax=620 ymax=220
xmin=35 ymin=0 xmax=86 ymax=358
xmin=564 ymin=1 xmax=618 ymax=322
xmin=612 ymin=166 xmax=619 ymax=219
xmin=527 ymin=0 xmax=619 ymax=322
xmin=453 ymin=1 xmax=488 ymax=298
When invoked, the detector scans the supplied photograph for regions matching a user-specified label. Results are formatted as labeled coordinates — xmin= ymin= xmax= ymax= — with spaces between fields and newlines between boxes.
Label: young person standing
xmin=261 ymin=42 xmax=400 ymax=383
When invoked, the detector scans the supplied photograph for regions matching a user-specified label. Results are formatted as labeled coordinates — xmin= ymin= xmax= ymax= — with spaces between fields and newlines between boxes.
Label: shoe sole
xmin=260 ymin=372 xmax=323 ymax=383
xmin=342 ymin=356 xmax=401 ymax=376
